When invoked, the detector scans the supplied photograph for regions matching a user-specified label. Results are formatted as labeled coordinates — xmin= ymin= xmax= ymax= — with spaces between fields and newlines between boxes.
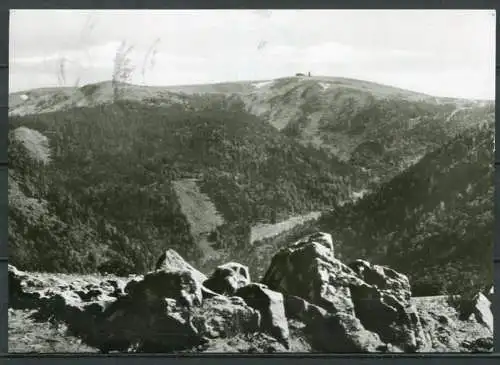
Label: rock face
xmin=8 ymin=232 xmax=494 ymax=354
xmin=236 ymin=283 xmax=290 ymax=347
xmin=203 ymin=262 xmax=250 ymax=295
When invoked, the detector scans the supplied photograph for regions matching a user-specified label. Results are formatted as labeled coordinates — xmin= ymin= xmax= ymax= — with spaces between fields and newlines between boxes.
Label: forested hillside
xmin=317 ymin=118 xmax=494 ymax=296
xmin=8 ymin=77 xmax=494 ymax=293
xmin=10 ymin=77 xmax=493 ymax=191
xmin=8 ymin=100 xmax=355 ymax=275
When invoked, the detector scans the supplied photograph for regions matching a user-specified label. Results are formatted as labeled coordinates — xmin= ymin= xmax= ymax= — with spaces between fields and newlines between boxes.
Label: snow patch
xmin=20 ymin=94 xmax=29 ymax=101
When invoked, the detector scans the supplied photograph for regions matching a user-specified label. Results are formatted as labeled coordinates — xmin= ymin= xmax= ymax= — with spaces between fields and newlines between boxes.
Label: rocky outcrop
xmin=348 ymin=259 xmax=411 ymax=303
xmin=155 ymin=249 xmax=208 ymax=284
xmin=348 ymin=260 xmax=425 ymax=351
xmin=262 ymin=233 xmax=428 ymax=352
xmin=203 ymin=262 xmax=250 ymax=295
xmin=262 ymin=232 xmax=363 ymax=315
xmin=8 ymin=232 xmax=494 ymax=354
xmin=471 ymin=293 xmax=493 ymax=333
xmin=129 ymin=270 xmax=203 ymax=307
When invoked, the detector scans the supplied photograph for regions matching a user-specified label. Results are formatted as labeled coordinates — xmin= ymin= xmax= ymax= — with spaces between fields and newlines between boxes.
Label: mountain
xmin=316 ymin=116 xmax=494 ymax=296
xmin=8 ymin=76 xmax=494 ymax=288
xmin=10 ymin=77 xmax=493 ymax=189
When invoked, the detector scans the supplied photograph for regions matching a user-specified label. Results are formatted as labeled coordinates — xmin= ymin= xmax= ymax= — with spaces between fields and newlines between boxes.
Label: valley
xmin=7 ymin=75 xmax=494 ymax=353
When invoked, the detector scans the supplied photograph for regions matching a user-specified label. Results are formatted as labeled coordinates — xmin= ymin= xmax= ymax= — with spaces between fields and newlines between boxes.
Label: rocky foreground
xmin=9 ymin=232 xmax=493 ymax=353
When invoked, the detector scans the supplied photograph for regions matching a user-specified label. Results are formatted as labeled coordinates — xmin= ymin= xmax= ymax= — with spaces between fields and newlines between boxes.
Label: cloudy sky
xmin=9 ymin=9 xmax=496 ymax=99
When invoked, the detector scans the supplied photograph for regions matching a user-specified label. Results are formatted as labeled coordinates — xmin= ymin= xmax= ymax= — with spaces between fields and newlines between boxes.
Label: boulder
xmin=471 ymin=293 xmax=493 ymax=333
xmin=306 ymin=312 xmax=385 ymax=353
xmin=349 ymin=283 xmax=425 ymax=352
xmin=95 ymin=268 xmax=249 ymax=352
xmin=203 ymin=262 xmax=250 ymax=295
xmin=295 ymin=232 xmax=335 ymax=253
xmin=261 ymin=232 xmax=364 ymax=315
xmin=348 ymin=259 xmax=411 ymax=303
xmin=155 ymin=249 xmax=208 ymax=284
xmin=261 ymin=234 xmax=426 ymax=351
xmin=191 ymin=295 xmax=261 ymax=339
xmin=130 ymin=269 xmax=203 ymax=307
xmin=100 ymin=297 xmax=205 ymax=353
xmin=236 ymin=283 xmax=289 ymax=347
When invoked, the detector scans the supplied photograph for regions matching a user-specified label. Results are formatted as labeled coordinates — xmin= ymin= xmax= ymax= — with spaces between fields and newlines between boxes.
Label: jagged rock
xmin=261 ymin=232 xmax=365 ymax=315
xmin=261 ymin=234 xmax=426 ymax=351
xmin=349 ymin=283 xmax=426 ymax=352
xmin=487 ymin=286 xmax=493 ymax=302
xmin=97 ymin=269 xmax=207 ymax=352
xmin=348 ymin=259 xmax=411 ymax=303
xmin=131 ymin=270 xmax=203 ymax=307
xmin=100 ymin=297 xmax=205 ymax=353
xmin=348 ymin=261 xmax=426 ymax=351
xmin=95 ymin=268 xmax=237 ymax=352
xmin=471 ymin=293 xmax=493 ymax=333
xmin=454 ymin=292 xmax=493 ymax=334
xmin=295 ymin=232 xmax=335 ymax=253
xmin=284 ymin=294 xmax=390 ymax=353
xmin=203 ymin=262 xmax=250 ymax=295
xmin=190 ymin=295 xmax=261 ymax=339
xmin=236 ymin=283 xmax=289 ymax=347
xmin=155 ymin=249 xmax=208 ymax=284
xmin=306 ymin=312 xmax=385 ymax=353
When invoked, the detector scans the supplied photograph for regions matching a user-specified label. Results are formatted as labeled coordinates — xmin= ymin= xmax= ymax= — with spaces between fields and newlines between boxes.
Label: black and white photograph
xmin=7 ymin=9 xmax=495 ymax=353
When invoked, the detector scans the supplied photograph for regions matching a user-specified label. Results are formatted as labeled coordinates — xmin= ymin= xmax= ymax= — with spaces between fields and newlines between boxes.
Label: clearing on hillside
xmin=172 ymin=179 xmax=225 ymax=237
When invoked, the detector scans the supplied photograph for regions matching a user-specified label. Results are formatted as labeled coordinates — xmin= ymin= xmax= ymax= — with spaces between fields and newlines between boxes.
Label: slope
xmin=9 ymin=100 xmax=354 ymax=275
xmin=317 ymin=117 xmax=494 ymax=296
xmin=10 ymin=77 xmax=492 ymax=191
